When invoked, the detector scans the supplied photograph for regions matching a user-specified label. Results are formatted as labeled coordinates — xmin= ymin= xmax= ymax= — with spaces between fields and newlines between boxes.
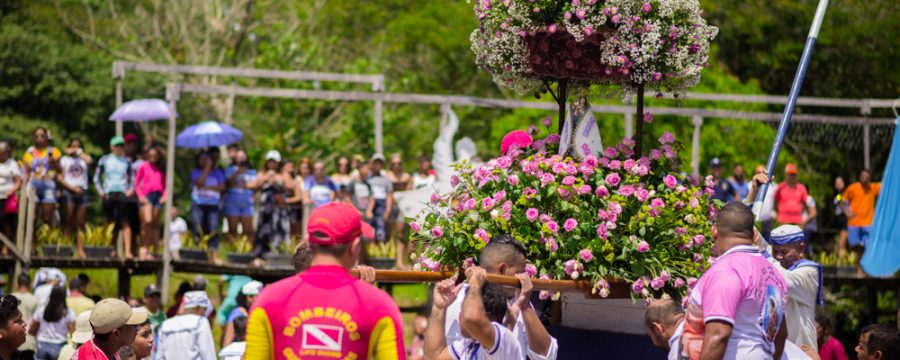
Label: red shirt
xmin=72 ymin=339 xmax=121 ymax=360
xmin=819 ymin=336 xmax=848 ymax=360
xmin=775 ymin=183 xmax=808 ymax=225
xmin=246 ymin=265 xmax=406 ymax=360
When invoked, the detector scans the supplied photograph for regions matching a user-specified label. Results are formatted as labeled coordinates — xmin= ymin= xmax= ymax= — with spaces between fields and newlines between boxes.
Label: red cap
xmin=124 ymin=133 xmax=139 ymax=143
xmin=500 ymin=130 xmax=533 ymax=155
xmin=307 ymin=203 xmax=375 ymax=245
xmin=785 ymin=163 xmax=798 ymax=175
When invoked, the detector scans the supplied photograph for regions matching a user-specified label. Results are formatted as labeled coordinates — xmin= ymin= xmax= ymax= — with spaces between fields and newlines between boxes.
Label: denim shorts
xmin=145 ymin=191 xmax=163 ymax=209
xmin=31 ymin=179 xmax=56 ymax=204
xmin=848 ymin=226 xmax=871 ymax=247
xmin=224 ymin=203 xmax=254 ymax=217
xmin=59 ymin=188 xmax=90 ymax=207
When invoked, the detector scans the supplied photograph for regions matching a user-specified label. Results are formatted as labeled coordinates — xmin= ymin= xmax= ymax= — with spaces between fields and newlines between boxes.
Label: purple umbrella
xmin=176 ymin=121 xmax=243 ymax=149
xmin=109 ymin=99 xmax=178 ymax=122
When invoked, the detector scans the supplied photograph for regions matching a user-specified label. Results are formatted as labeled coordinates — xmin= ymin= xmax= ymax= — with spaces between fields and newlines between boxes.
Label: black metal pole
xmin=635 ymin=83 xmax=645 ymax=156
xmin=557 ymin=79 xmax=568 ymax=135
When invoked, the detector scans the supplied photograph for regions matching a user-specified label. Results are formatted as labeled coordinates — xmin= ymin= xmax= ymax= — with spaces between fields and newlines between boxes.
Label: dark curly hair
xmin=0 ymin=295 xmax=22 ymax=329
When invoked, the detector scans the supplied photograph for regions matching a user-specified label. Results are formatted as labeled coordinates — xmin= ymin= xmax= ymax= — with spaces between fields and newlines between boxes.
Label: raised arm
xmin=460 ymin=267 xmax=497 ymax=350
xmin=513 ymin=274 xmax=555 ymax=358
xmin=425 ymin=279 xmax=461 ymax=360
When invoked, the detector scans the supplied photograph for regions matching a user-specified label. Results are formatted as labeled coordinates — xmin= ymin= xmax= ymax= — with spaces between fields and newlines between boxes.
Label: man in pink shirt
xmin=774 ymin=163 xmax=812 ymax=226
xmin=682 ymin=203 xmax=789 ymax=360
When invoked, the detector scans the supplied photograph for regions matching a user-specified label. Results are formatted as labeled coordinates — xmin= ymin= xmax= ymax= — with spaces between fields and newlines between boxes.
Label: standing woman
xmin=190 ymin=152 xmax=226 ymax=264
xmin=57 ymin=138 xmax=92 ymax=258
xmin=282 ymin=161 xmax=305 ymax=241
xmin=22 ymin=127 xmax=62 ymax=228
xmin=410 ymin=155 xmax=436 ymax=190
xmin=297 ymin=157 xmax=313 ymax=239
xmin=331 ymin=156 xmax=353 ymax=203
xmin=29 ymin=286 xmax=75 ymax=360
xmin=224 ymin=150 xmax=257 ymax=245
xmin=0 ymin=141 xmax=22 ymax=255
xmin=832 ymin=176 xmax=850 ymax=258
xmin=386 ymin=153 xmax=411 ymax=269
xmin=251 ymin=151 xmax=290 ymax=266
xmin=135 ymin=147 xmax=166 ymax=260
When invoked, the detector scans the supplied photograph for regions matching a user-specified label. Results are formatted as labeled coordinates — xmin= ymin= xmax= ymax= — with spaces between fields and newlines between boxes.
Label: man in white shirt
xmin=425 ymin=270 xmax=522 ymax=360
xmin=766 ymin=225 xmax=822 ymax=351
xmin=156 ymin=291 xmax=216 ymax=360
xmin=218 ymin=316 xmax=247 ymax=360
xmin=645 ymin=298 xmax=686 ymax=360
xmin=442 ymin=234 xmax=558 ymax=360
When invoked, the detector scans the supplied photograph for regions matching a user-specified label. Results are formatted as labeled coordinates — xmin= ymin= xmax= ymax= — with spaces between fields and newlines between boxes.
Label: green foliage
xmin=365 ymin=241 xmax=397 ymax=259
xmin=83 ymin=224 xmax=114 ymax=247
xmin=36 ymin=225 xmax=70 ymax=247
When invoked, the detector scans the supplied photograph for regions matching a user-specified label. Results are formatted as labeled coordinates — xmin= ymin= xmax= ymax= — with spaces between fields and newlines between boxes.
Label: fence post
xmin=374 ymin=77 xmax=385 ymax=154
xmin=113 ymin=62 xmax=125 ymax=137
xmin=624 ymin=112 xmax=634 ymax=139
xmin=691 ymin=116 xmax=704 ymax=177
xmin=159 ymin=83 xmax=180 ymax=306
xmin=863 ymin=124 xmax=871 ymax=170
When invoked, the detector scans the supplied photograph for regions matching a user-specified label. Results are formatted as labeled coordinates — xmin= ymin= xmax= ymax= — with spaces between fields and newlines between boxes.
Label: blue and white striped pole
xmin=755 ymin=0 xmax=830 ymax=207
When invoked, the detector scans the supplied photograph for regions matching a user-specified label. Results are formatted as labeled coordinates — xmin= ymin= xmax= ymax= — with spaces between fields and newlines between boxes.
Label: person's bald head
xmin=645 ymin=298 xmax=685 ymax=350
xmin=479 ymin=234 xmax=526 ymax=276
xmin=711 ymin=203 xmax=755 ymax=254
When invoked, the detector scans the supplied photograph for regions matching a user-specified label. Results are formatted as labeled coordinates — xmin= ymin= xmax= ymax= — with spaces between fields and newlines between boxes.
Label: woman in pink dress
xmin=135 ymin=147 xmax=166 ymax=259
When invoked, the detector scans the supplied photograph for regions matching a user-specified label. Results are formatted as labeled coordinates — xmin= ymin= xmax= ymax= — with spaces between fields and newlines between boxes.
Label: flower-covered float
xmin=411 ymin=124 xmax=717 ymax=304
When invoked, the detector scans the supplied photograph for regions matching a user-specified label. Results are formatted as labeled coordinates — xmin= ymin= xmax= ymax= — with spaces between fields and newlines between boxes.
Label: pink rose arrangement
xmin=411 ymin=125 xmax=715 ymax=300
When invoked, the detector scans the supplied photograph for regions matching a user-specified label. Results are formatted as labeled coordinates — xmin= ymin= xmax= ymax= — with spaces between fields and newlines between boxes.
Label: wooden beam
xmin=0 ymin=232 xmax=25 ymax=263
xmin=691 ymin=116 xmax=703 ymax=178
xmin=115 ymin=61 xmax=383 ymax=86
xmin=22 ymin=189 xmax=36 ymax=267
xmin=160 ymin=83 xmax=179 ymax=306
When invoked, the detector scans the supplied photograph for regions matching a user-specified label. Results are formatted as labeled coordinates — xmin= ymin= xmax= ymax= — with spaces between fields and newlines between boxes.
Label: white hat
xmin=241 ymin=281 xmax=264 ymax=296
xmin=265 ymin=150 xmax=282 ymax=162
xmin=183 ymin=291 xmax=210 ymax=309
xmin=72 ymin=311 xmax=93 ymax=344
xmin=370 ymin=153 xmax=385 ymax=162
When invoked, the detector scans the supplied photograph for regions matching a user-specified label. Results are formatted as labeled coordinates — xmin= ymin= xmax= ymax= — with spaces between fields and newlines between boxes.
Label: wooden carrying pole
xmin=349 ymin=269 xmax=630 ymax=299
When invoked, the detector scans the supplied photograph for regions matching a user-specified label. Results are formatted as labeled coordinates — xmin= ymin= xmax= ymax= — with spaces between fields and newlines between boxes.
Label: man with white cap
xmin=57 ymin=311 xmax=92 ymax=360
xmin=155 ymin=291 xmax=215 ymax=360
xmin=221 ymin=281 xmax=263 ymax=347
xmin=765 ymin=225 xmax=823 ymax=351
xmin=73 ymin=299 xmax=147 ymax=360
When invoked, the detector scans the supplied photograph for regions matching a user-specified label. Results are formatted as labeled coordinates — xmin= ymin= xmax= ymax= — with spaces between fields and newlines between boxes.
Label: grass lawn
xmin=30 ymin=268 xmax=430 ymax=352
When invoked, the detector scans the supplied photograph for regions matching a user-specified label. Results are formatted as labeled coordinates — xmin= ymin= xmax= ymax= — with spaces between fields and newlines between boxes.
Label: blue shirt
xmin=730 ymin=178 xmax=750 ymax=202
xmin=190 ymin=168 xmax=226 ymax=206
xmin=304 ymin=176 xmax=337 ymax=208
xmin=224 ymin=165 xmax=257 ymax=206
xmin=93 ymin=154 xmax=132 ymax=194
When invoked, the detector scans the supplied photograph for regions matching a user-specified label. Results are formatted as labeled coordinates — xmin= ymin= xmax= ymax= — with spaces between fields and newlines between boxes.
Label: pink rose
xmin=422 ymin=258 xmax=441 ymax=271
xmin=430 ymin=193 xmax=441 ymax=204
xmin=552 ymin=162 xmax=566 ymax=174
xmin=410 ymin=221 xmax=421 ymax=232
xmin=545 ymin=237 xmax=558 ymax=252
xmin=496 ymin=156 xmax=512 ymax=169
xmin=659 ymin=131 xmax=675 ymax=144
xmin=525 ymin=264 xmax=537 ymax=277
xmin=565 ymin=164 xmax=578 ymax=175
xmin=481 ymin=197 xmax=495 ymax=211
xmin=608 ymin=160 xmax=622 ymax=170
xmin=564 ymin=260 xmax=583 ymax=279
xmin=617 ymin=185 xmax=635 ymax=197
xmin=582 ymin=155 xmax=598 ymax=169
xmin=635 ymin=187 xmax=650 ymax=201
xmin=659 ymin=271 xmax=670 ymax=282
xmin=546 ymin=221 xmax=559 ymax=233
xmin=649 ymin=149 xmax=662 ymax=160
xmin=540 ymin=173 xmax=555 ymax=186
xmin=687 ymin=277 xmax=698 ymax=289
xmin=692 ymin=234 xmax=705 ymax=245
xmin=596 ymin=224 xmax=608 ymax=239
xmin=546 ymin=134 xmax=561 ymax=144
xmin=650 ymin=277 xmax=665 ymax=290
xmin=474 ymin=228 xmax=489 ymax=243
xmin=431 ymin=226 xmax=443 ymax=238
xmin=539 ymin=291 xmax=551 ymax=300
xmin=450 ymin=175 xmax=460 ymax=187
xmin=526 ymin=208 xmax=539 ymax=221
xmin=631 ymin=279 xmax=645 ymax=294
xmin=527 ymin=124 xmax=538 ymax=135
xmin=595 ymin=186 xmax=609 ymax=197
xmin=464 ymin=198 xmax=477 ymax=211
xmin=562 ymin=175 xmax=576 ymax=186
xmin=597 ymin=209 xmax=610 ymax=221
xmin=564 ymin=218 xmax=578 ymax=232
xmin=604 ymin=147 xmax=618 ymax=158
xmin=580 ymin=165 xmax=595 ymax=176
xmin=579 ymin=249 xmax=594 ymax=262
xmin=650 ymin=198 xmax=665 ymax=208
xmin=539 ymin=214 xmax=551 ymax=223
xmin=605 ymin=173 xmax=621 ymax=187
xmin=599 ymin=157 xmax=610 ymax=167
xmin=523 ymin=187 xmax=537 ymax=198
xmin=492 ymin=191 xmax=506 ymax=202
xmin=609 ymin=202 xmax=623 ymax=215
xmin=558 ymin=188 xmax=571 ymax=198
xmin=624 ymin=159 xmax=637 ymax=170
xmin=690 ymin=197 xmax=700 ymax=209
xmin=675 ymin=227 xmax=687 ymax=236
xmin=502 ymin=200 xmax=512 ymax=214
xmin=693 ymin=253 xmax=703 ymax=263
xmin=507 ymin=174 xmax=520 ymax=186
xmin=636 ymin=240 xmax=650 ymax=253
xmin=577 ymin=184 xmax=592 ymax=195
xmin=541 ymin=117 xmax=553 ymax=127
xmin=664 ymin=174 xmax=677 ymax=189
xmin=674 ymin=278 xmax=686 ymax=288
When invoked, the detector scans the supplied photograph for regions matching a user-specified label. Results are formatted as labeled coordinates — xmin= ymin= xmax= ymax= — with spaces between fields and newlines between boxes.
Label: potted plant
xmin=263 ymin=238 xmax=296 ymax=269
xmin=364 ymin=241 xmax=397 ymax=270
xmin=38 ymin=225 xmax=74 ymax=258
xmin=83 ymin=224 xmax=115 ymax=258
xmin=178 ymin=232 xmax=210 ymax=262
xmin=816 ymin=251 xmax=857 ymax=277
xmin=225 ymin=235 xmax=255 ymax=265
xmin=411 ymin=125 xmax=716 ymax=302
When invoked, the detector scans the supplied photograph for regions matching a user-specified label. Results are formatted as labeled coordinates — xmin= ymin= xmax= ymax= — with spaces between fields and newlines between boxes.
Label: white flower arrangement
xmin=470 ymin=0 xmax=718 ymax=100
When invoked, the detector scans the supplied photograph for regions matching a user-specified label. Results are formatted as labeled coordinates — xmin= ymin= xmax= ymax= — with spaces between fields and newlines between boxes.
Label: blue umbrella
xmin=176 ymin=121 xmax=243 ymax=149
xmin=109 ymin=99 xmax=178 ymax=122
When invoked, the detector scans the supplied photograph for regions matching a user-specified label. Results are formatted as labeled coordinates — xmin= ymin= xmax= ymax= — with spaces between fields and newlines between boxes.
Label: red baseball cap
xmin=124 ymin=133 xmax=139 ymax=143
xmin=307 ymin=203 xmax=375 ymax=245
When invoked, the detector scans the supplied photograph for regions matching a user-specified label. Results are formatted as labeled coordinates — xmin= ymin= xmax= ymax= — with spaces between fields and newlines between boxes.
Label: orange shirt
xmin=843 ymin=182 xmax=881 ymax=227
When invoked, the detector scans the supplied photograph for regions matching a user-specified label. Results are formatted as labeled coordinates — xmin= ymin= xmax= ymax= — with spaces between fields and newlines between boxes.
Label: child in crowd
xmin=816 ymin=314 xmax=847 ymax=360
xmin=168 ymin=207 xmax=187 ymax=261
xmin=218 ymin=316 xmax=247 ymax=360
xmin=408 ymin=314 xmax=427 ymax=360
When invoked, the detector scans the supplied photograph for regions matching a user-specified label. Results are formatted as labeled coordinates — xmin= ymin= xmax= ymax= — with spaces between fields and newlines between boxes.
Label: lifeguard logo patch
xmin=302 ymin=324 xmax=344 ymax=351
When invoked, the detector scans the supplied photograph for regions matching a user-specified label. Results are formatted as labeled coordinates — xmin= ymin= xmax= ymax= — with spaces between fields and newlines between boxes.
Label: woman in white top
xmin=410 ymin=155 xmax=436 ymax=190
xmin=0 ymin=141 xmax=22 ymax=255
xmin=30 ymin=286 xmax=75 ymax=360
xmin=331 ymin=156 xmax=353 ymax=203
xmin=57 ymin=138 xmax=93 ymax=258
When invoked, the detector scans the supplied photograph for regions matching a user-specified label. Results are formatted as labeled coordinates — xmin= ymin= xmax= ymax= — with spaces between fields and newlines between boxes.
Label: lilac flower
xmin=474 ymin=228 xmax=489 ymax=243
xmin=674 ymin=278 xmax=686 ymax=288
xmin=546 ymin=221 xmax=559 ymax=233
xmin=562 ymin=175 xmax=576 ymax=186
xmin=564 ymin=218 xmax=578 ymax=232
xmin=546 ymin=134 xmax=561 ymax=144
xmin=579 ymin=249 xmax=593 ymax=262
xmin=432 ymin=226 xmax=443 ymax=238
xmin=605 ymin=173 xmax=621 ymax=187
xmin=693 ymin=253 xmax=703 ymax=263
xmin=690 ymin=197 xmax=700 ymax=209
xmin=687 ymin=277 xmax=698 ymax=289
xmin=527 ymin=124 xmax=538 ymax=135
xmin=526 ymin=208 xmax=539 ymax=221
xmin=410 ymin=221 xmax=421 ymax=232
xmin=659 ymin=131 xmax=675 ymax=144
xmin=577 ymin=184 xmax=592 ymax=195
xmin=595 ymin=186 xmax=609 ymax=197
xmin=596 ymin=224 xmax=608 ymax=239
xmin=525 ymin=264 xmax=537 ymax=277
xmin=637 ymin=240 xmax=650 ymax=253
